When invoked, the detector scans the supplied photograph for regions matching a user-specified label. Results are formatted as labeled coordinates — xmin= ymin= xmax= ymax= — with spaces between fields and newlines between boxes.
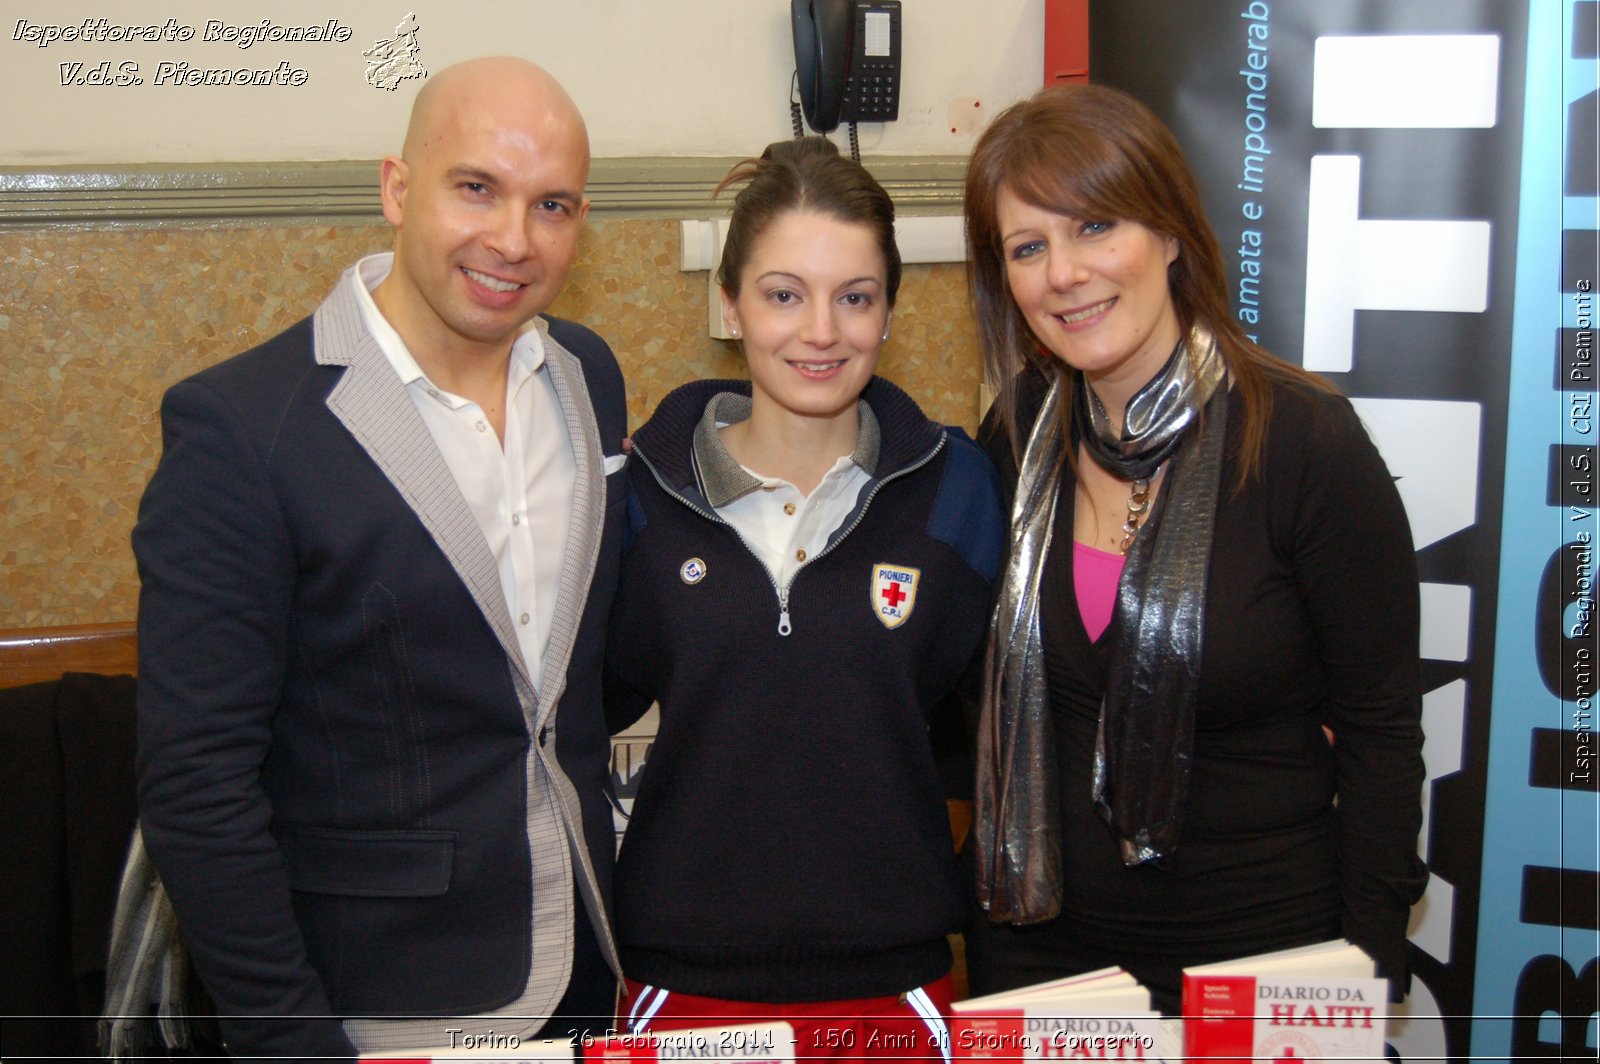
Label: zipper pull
xmin=777 ymin=588 xmax=792 ymax=637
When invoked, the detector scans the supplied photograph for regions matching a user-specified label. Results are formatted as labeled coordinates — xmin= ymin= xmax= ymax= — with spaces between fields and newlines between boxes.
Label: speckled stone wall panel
xmin=1 ymin=218 xmax=981 ymax=627
xmin=2 ymin=224 xmax=392 ymax=629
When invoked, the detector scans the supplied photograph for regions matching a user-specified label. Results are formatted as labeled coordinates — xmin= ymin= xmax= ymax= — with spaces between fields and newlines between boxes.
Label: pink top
xmin=1073 ymin=540 xmax=1126 ymax=643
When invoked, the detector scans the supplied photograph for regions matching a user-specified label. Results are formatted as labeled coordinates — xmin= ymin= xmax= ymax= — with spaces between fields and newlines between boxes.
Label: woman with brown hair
xmin=606 ymin=136 xmax=1003 ymax=1056
xmin=963 ymin=84 xmax=1427 ymax=1013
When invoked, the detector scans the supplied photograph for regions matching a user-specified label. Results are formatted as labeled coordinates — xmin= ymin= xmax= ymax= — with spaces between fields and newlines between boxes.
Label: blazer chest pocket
xmin=279 ymin=825 xmax=454 ymax=897
xmin=604 ymin=454 xmax=629 ymax=511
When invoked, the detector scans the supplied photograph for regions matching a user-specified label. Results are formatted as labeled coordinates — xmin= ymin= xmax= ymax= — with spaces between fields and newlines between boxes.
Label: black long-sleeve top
xmin=971 ymin=373 xmax=1428 ymax=1005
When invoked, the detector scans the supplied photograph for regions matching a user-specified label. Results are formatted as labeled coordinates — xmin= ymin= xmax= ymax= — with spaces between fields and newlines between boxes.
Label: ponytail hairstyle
xmin=716 ymin=136 xmax=901 ymax=305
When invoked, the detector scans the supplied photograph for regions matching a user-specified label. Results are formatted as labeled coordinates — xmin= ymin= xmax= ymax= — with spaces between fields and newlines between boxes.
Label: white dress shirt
xmin=350 ymin=253 xmax=574 ymax=691
xmin=694 ymin=392 xmax=876 ymax=590
xmin=717 ymin=454 xmax=870 ymax=588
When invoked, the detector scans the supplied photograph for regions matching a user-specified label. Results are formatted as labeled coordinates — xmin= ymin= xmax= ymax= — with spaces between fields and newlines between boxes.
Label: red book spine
xmin=950 ymin=1009 xmax=1028 ymax=1062
xmin=1182 ymin=974 xmax=1256 ymax=1063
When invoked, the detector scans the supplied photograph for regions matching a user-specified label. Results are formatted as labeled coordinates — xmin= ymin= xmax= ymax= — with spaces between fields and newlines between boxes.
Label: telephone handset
xmin=791 ymin=0 xmax=901 ymax=135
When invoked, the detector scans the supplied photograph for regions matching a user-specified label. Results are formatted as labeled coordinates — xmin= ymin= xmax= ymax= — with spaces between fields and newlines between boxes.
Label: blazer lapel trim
xmin=532 ymin=323 xmax=604 ymax=727
xmin=312 ymin=274 xmax=534 ymax=696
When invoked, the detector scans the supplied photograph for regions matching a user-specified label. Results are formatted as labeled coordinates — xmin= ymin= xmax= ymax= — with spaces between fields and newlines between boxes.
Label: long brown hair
xmin=964 ymin=84 xmax=1333 ymax=484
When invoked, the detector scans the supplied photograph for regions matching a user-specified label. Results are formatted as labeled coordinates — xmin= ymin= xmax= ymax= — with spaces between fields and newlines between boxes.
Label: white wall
xmin=4 ymin=0 xmax=1044 ymax=163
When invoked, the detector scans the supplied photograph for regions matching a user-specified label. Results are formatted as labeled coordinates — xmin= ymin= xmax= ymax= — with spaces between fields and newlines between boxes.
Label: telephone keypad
xmin=841 ymin=2 xmax=900 ymax=123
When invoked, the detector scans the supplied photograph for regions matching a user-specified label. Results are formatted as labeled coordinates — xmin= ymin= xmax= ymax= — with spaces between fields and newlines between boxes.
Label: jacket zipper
xmin=634 ymin=432 xmax=947 ymax=637
xmin=804 ymin=434 xmax=947 ymax=572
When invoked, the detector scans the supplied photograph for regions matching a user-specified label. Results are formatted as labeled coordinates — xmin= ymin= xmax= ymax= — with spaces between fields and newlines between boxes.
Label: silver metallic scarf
xmin=976 ymin=326 xmax=1227 ymax=922
xmin=975 ymin=374 xmax=1067 ymax=922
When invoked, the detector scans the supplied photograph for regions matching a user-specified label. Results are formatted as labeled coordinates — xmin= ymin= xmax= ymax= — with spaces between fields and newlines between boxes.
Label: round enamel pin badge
xmin=680 ymin=558 xmax=708 ymax=585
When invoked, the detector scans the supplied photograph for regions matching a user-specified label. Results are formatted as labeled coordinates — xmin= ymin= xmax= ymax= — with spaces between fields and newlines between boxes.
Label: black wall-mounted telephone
xmin=791 ymin=0 xmax=902 ymax=135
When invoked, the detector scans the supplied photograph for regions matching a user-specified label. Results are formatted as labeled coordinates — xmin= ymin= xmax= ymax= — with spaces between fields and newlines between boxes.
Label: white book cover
xmin=953 ymin=967 xmax=1171 ymax=1060
xmin=1182 ymin=940 xmax=1388 ymax=1061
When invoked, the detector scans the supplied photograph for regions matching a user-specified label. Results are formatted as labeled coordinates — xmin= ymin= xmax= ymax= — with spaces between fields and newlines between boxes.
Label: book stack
xmin=941 ymin=938 xmax=1386 ymax=1062
xmin=949 ymin=967 xmax=1171 ymax=1060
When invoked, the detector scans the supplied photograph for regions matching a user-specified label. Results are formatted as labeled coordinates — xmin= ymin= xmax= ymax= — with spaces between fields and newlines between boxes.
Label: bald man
xmin=133 ymin=57 xmax=626 ymax=1059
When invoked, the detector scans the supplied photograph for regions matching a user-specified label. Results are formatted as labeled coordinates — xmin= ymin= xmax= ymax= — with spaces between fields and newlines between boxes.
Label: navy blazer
xmin=133 ymin=272 xmax=627 ymax=1058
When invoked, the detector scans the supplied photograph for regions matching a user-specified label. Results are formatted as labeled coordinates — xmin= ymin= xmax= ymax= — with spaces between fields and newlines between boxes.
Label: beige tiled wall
xmin=1 ymin=218 xmax=982 ymax=627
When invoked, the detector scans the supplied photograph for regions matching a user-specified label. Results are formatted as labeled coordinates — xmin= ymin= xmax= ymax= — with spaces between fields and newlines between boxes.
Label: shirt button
xmin=520 ymin=612 xmax=531 ymax=625
xmin=512 ymin=514 xmax=522 ymax=526
xmin=795 ymin=549 xmax=807 ymax=562
xmin=783 ymin=502 xmax=797 ymax=516
xmin=427 ymin=388 xmax=440 ymax=399
xmin=476 ymin=420 xmax=488 ymax=433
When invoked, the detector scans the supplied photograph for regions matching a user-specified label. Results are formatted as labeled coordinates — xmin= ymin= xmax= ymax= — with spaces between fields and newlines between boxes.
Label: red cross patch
xmin=871 ymin=564 xmax=921 ymax=629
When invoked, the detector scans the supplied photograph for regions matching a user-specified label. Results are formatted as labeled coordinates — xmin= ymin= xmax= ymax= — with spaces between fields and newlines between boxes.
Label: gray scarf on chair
xmin=99 ymin=827 xmax=196 ymax=1059
xmin=976 ymin=326 xmax=1228 ymax=923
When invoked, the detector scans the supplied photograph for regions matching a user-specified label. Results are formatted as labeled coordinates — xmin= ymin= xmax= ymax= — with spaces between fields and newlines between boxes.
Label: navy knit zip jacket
xmin=606 ymin=377 xmax=1004 ymax=1001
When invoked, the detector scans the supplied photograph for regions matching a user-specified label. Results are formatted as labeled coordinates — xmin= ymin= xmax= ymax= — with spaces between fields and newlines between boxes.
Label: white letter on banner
xmin=1312 ymin=35 xmax=1500 ymax=128
xmin=1302 ymin=155 xmax=1491 ymax=372
xmin=1420 ymin=582 xmax=1472 ymax=662
xmin=1411 ymin=680 xmax=1466 ymax=964
xmin=1348 ymin=397 xmax=1481 ymax=551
